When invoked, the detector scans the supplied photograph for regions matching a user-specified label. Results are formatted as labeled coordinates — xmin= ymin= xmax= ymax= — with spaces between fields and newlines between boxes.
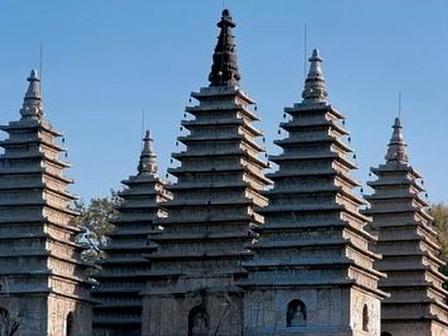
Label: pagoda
xmin=242 ymin=50 xmax=386 ymax=336
xmin=142 ymin=9 xmax=271 ymax=336
xmin=0 ymin=70 xmax=92 ymax=336
xmin=364 ymin=117 xmax=448 ymax=336
xmin=92 ymin=130 xmax=171 ymax=336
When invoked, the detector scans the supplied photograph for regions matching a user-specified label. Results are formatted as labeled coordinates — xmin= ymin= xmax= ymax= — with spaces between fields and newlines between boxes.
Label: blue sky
xmin=1 ymin=1 xmax=447 ymax=203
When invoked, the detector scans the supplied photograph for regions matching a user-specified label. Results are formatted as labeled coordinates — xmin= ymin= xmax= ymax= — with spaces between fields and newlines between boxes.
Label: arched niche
xmin=286 ymin=299 xmax=307 ymax=327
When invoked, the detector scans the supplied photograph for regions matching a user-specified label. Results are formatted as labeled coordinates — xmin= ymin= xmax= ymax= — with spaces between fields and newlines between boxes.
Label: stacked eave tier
xmin=243 ymin=102 xmax=385 ymax=298
xmin=147 ymin=86 xmax=271 ymax=281
xmin=95 ymin=174 xmax=170 ymax=280
xmin=0 ymin=118 xmax=91 ymax=302
xmin=364 ymin=162 xmax=448 ymax=324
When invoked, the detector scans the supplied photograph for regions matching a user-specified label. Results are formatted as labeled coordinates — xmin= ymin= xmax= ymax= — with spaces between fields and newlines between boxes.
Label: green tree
xmin=431 ymin=202 xmax=448 ymax=276
xmin=71 ymin=191 xmax=121 ymax=269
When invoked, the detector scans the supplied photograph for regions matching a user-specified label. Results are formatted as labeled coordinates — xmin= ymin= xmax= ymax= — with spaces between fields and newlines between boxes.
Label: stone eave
xmin=0 ymin=119 xmax=63 ymax=136
xmin=0 ymin=137 xmax=66 ymax=152
xmin=181 ymin=117 xmax=263 ymax=137
xmin=371 ymin=164 xmax=422 ymax=179
xmin=156 ymin=214 xmax=258 ymax=226
xmin=284 ymin=102 xmax=345 ymax=119
xmin=269 ymin=151 xmax=357 ymax=170
xmin=280 ymin=119 xmax=349 ymax=136
xmin=168 ymin=165 xmax=272 ymax=185
xmin=148 ymin=249 xmax=254 ymax=260
xmin=151 ymin=231 xmax=254 ymax=242
xmin=367 ymin=177 xmax=424 ymax=192
xmin=273 ymin=135 xmax=353 ymax=153
xmin=191 ymin=85 xmax=256 ymax=104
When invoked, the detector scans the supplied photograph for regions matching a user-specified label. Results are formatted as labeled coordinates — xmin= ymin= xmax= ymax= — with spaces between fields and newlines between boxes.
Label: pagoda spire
xmin=301 ymin=48 xmax=328 ymax=104
xmin=138 ymin=130 xmax=158 ymax=175
xmin=385 ymin=117 xmax=408 ymax=164
xmin=20 ymin=69 xmax=44 ymax=120
xmin=208 ymin=9 xmax=241 ymax=87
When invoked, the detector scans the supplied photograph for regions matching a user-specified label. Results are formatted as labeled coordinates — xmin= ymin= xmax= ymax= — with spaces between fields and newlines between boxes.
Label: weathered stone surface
xmin=92 ymin=131 xmax=171 ymax=336
xmin=242 ymin=50 xmax=386 ymax=336
xmin=142 ymin=10 xmax=271 ymax=336
xmin=0 ymin=70 xmax=92 ymax=336
xmin=364 ymin=118 xmax=448 ymax=336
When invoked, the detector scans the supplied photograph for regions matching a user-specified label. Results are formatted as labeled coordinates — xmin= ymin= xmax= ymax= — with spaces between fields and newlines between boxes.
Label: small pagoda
xmin=0 ymin=70 xmax=92 ymax=336
xmin=364 ymin=117 xmax=448 ymax=336
xmin=142 ymin=9 xmax=271 ymax=336
xmin=92 ymin=130 xmax=171 ymax=336
xmin=242 ymin=50 xmax=386 ymax=336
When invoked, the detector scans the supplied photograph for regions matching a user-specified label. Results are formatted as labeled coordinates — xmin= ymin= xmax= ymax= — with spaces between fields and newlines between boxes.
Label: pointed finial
xmin=385 ymin=117 xmax=408 ymax=164
xmin=20 ymin=69 xmax=44 ymax=119
xmin=138 ymin=130 xmax=158 ymax=175
xmin=208 ymin=9 xmax=241 ymax=87
xmin=301 ymin=49 xmax=328 ymax=104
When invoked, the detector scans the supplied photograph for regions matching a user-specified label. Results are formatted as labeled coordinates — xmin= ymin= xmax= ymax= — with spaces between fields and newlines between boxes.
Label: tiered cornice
xmin=92 ymin=130 xmax=170 ymax=336
xmin=142 ymin=10 xmax=271 ymax=336
xmin=364 ymin=117 xmax=448 ymax=335
xmin=0 ymin=70 xmax=92 ymax=336
xmin=242 ymin=50 xmax=386 ymax=335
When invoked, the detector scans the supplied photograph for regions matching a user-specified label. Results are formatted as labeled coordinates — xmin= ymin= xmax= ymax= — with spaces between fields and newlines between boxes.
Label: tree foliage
xmin=431 ymin=202 xmax=448 ymax=276
xmin=71 ymin=191 xmax=121 ymax=268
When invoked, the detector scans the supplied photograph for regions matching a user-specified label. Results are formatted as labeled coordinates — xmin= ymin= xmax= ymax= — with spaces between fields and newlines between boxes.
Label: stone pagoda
xmin=142 ymin=9 xmax=271 ymax=336
xmin=0 ymin=70 xmax=92 ymax=336
xmin=242 ymin=50 xmax=386 ymax=336
xmin=92 ymin=130 xmax=171 ymax=336
xmin=364 ymin=117 xmax=448 ymax=336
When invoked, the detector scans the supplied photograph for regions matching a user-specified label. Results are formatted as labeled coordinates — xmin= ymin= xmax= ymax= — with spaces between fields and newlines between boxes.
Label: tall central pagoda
xmin=142 ymin=9 xmax=271 ymax=336
xmin=0 ymin=71 xmax=92 ymax=336
xmin=92 ymin=131 xmax=171 ymax=336
xmin=364 ymin=118 xmax=448 ymax=336
xmin=242 ymin=50 xmax=386 ymax=336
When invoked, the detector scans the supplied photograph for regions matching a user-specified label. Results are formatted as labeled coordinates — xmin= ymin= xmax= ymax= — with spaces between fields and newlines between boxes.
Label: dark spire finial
xmin=301 ymin=49 xmax=328 ymax=104
xmin=20 ymin=69 xmax=44 ymax=119
xmin=385 ymin=117 xmax=408 ymax=164
xmin=138 ymin=130 xmax=158 ymax=175
xmin=208 ymin=9 xmax=241 ymax=87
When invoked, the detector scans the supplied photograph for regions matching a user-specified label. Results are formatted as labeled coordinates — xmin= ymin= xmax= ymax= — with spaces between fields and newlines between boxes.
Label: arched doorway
xmin=362 ymin=305 xmax=369 ymax=332
xmin=65 ymin=312 xmax=74 ymax=336
xmin=381 ymin=332 xmax=393 ymax=336
xmin=286 ymin=299 xmax=307 ymax=327
xmin=188 ymin=305 xmax=209 ymax=336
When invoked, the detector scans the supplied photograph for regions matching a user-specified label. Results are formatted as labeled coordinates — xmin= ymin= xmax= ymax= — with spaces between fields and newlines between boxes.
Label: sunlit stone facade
xmin=0 ymin=71 xmax=92 ymax=336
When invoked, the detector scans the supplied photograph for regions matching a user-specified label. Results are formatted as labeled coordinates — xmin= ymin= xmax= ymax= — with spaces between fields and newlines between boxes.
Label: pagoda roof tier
xmin=161 ymin=196 xmax=264 ymax=207
xmin=367 ymin=178 xmax=425 ymax=192
xmin=269 ymin=151 xmax=357 ymax=169
xmin=2 ymin=152 xmax=71 ymax=169
xmin=274 ymin=135 xmax=353 ymax=153
xmin=0 ymin=119 xmax=63 ymax=136
xmin=284 ymin=102 xmax=345 ymax=118
xmin=364 ymin=192 xmax=429 ymax=207
xmin=172 ymin=149 xmax=269 ymax=169
xmin=91 ymin=302 xmax=141 ymax=309
xmin=0 ymin=182 xmax=77 ymax=200
xmin=156 ymin=214 xmax=261 ymax=227
xmin=185 ymin=103 xmax=259 ymax=122
xmin=260 ymin=203 xmax=370 ymax=221
xmin=279 ymin=119 xmax=349 ymax=135
xmin=168 ymin=165 xmax=272 ymax=185
xmin=96 ymin=258 xmax=150 ymax=266
xmin=0 ymin=199 xmax=78 ymax=215
xmin=266 ymin=185 xmax=366 ymax=206
xmin=181 ymin=118 xmax=262 ymax=137
xmin=190 ymin=86 xmax=255 ymax=104
xmin=367 ymin=220 xmax=438 ymax=236
xmin=150 ymin=230 xmax=256 ymax=242
xmin=102 ymin=244 xmax=154 ymax=251
xmin=0 ymin=166 xmax=74 ymax=184
xmin=149 ymin=249 xmax=254 ymax=260
xmin=365 ymin=204 xmax=433 ymax=222
xmin=371 ymin=164 xmax=422 ymax=179
xmin=92 ymin=317 xmax=141 ymax=325
xmin=0 ymin=136 xmax=66 ymax=152
xmin=266 ymin=168 xmax=361 ymax=187
xmin=177 ymin=134 xmax=264 ymax=152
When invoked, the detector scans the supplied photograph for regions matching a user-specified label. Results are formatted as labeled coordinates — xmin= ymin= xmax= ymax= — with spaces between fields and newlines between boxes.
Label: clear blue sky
xmin=1 ymin=1 xmax=447 ymax=203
